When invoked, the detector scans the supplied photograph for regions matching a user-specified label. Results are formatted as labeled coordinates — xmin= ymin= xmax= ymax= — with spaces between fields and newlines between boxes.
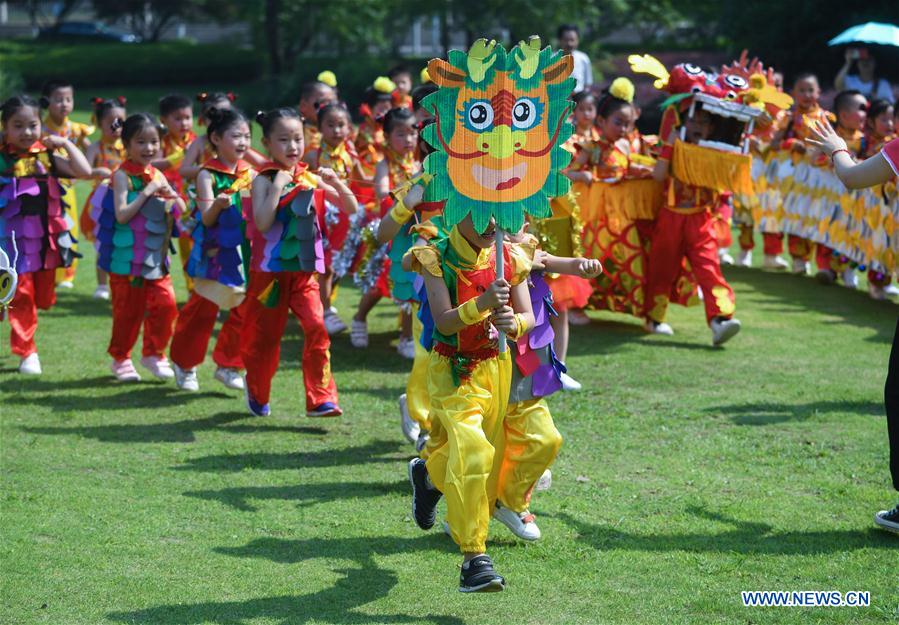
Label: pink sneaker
xmin=111 ymin=359 xmax=141 ymax=382
xmin=140 ymin=355 xmax=175 ymax=380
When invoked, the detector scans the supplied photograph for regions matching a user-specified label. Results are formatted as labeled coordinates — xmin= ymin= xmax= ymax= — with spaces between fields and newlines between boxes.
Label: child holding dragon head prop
xmin=628 ymin=53 xmax=792 ymax=345
xmin=407 ymin=35 xmax=573 ymax=592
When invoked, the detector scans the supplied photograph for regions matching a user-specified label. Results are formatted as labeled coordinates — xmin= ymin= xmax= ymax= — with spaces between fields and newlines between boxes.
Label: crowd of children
xmin=1 ymin=44 xmax=898 ymax=591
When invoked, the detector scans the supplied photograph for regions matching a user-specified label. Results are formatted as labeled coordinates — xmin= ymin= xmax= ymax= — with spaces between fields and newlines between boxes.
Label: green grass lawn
xmin=1 ymin=181 xmax=898 ymax=624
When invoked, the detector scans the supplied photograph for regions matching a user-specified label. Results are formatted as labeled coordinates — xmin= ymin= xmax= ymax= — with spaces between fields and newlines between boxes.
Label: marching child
xmin=169 ymin=108 xmax=254 ymax=392
xmin=41 ymin=79 xmax=94 ymax=288
xmin=242 ymin=108 xmax=358 ymax=417
xmin=815 ymin=89 xmax=868 ymax=287
xmin=298 ymin=81 xmax=337 ymax=157
xmin=1 ymin=95 xmax=90 ymax=374
xmin=155 ymin=93 xmax=197 ymax=291
xmin=862 ymin=99 xmax=897 ymax=299
xmin=406 ymin=213 xmax=534 ymax=592
xmin=95 ymin=113 xmax=183 ymax=381
xmin=303 ymin=102 xmax=365 ymax=335
xmin=350 ymin=107 xmax=420 ymax=354
xmin=644 ymin=106 xmax=742 ymax=345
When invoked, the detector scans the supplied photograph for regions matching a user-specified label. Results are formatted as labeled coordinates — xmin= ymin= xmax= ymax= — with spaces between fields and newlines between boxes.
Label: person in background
xmin=834 ymin=47 xmax=894 ymax=104
xmin=558 ymin=24 xmax=593 ymax=94
xmin=388 ymin=65 xmax=414 ymax=110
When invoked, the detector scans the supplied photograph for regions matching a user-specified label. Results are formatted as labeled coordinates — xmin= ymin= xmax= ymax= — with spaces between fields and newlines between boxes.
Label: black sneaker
xmin=408 ymin=458 xmax=441 ymax=530
xmin=874 ymin=503 xmax=899 ymax=534
xmin=459 ymin=555 xmax=505 ymax=593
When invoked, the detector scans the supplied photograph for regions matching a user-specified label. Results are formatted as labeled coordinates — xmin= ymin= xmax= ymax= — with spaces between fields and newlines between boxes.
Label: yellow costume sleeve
xmin=506 ymin=242 xmax=533 ymax=286
xmin=410 ymin=220 xmax=440 ymax=242
xmin=405 ymin=245 xmax=443 ymax=277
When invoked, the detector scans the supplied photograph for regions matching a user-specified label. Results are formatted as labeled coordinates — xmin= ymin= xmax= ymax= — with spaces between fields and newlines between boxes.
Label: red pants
xmin=711 ymin=196 xmax=732 ymax=250
xmin=788 ymin=236 xmax=813 ymax=261
xmin=108 ymin=274 xmax=177 ymax=361
xmin=241 ymin=270 xmax=337 ymax=409
xmin=645 ymin=208 xmax=736 ymax=325
xmin=763 ymin=233 xmax=783 ymax=256
xmin=7 ymin=269 xmax=56 ymax=357
xmin=738 ymin=224 xmax=754 ymax=251
xmin=170 ymin=293 xmax=245 ymax=370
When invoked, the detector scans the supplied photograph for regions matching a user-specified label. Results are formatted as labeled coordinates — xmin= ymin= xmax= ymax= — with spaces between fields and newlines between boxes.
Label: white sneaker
xmin=57 ymin=280 xmax=74 ymax=289
xmin=323 ymin=308 xmax=347 ymax=335
xmin=173 ymin=363 xmax=199 ymax=392
xmin=869 ymin=284 xmax=887 ymax=301
xmin=397 ymin=336 xmax=416 ymax=360
xmin=139 ymin=355 xmax=175 ymax=380
xmin=568 ymin=309 xmax=591 ymax=326
xmin=214 ymin=366 xmax=244 ymax=390
xmin=399 ymin=393 xmax=421 ymax=444
xmin=111 ymin=358 xmax=141 ymax=382
xmin=762 ymin=254 xmax=788 ymax=270
xmin=415 ymin=431 xmax=430 ymax=454
xmin=718 ymin=250 xmax=734 ymax=266
xmin=560 ymin=372 xmax=582 ymax=392
xmin=19 ymin=353 xmax=42 ymax=375
xmin=350 ymin=319 xmax=368 ymax=348
xmin=644 ymin=320 xmax=674 ymax=335
xmin=711 ymin=317 xmax=741 ymax=346
xmin=792 ymin=259 xmax=809 ymax=275
xmin=737 ymin=250 xmax=752 ymax=267
xmin=883 ymin=283 xmax=899 ymax=297
xmin=535 ymin=469 xmax=552 ymax=492
xmin=841 ymin=268 xmax=858 ymax=289
xmin=93 ymin=284 xmax=110 ymax=300
xmin=493 ymin=502 xmax=541 ymax=541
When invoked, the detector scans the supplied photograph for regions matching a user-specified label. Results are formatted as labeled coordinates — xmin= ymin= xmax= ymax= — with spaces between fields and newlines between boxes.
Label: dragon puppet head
xmin=420 ymin=36 xmax=575 ymax=233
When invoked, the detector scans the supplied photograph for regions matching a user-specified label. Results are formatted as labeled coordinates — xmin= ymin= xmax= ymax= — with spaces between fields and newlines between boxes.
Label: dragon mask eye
xmin=464 ymin=100 xmax=494 ymax=132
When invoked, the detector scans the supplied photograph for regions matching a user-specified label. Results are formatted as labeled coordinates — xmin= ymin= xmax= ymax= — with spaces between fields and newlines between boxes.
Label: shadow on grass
xmin=183 ymin=479 xmax=408 ymax=512
xmin=45 ymin=291 xmax=111 ymax=318
xmin=108 ymin=566 xmax=461 ymax=625
xmin=557 ymin=506 xmax=894 ymax=556
xmin=109 ymin=533 xmax=460 ymax=625
xmin=706 ymin=399 xmax=884 ymax=426
xmin=21 ymin=411 xmax=327 ymax=444
xmin=4 ymin=383 xmax=225 ymax=413
xmin=725 ymin=266 xmax=897 ymax=344
xmin=173 ymin=439 xmax=406 ymax=472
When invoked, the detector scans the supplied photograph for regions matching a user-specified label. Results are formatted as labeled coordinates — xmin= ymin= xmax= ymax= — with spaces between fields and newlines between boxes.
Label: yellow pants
xmin=425 ymin=349 xmax=511 ymax=553
xmin=497 ymin=398 xmax=562 ymax=513
xmin=406 ymin=301 xmax=431 ymax=431
xmin=55 ymin=182 xmax=78 ymax=284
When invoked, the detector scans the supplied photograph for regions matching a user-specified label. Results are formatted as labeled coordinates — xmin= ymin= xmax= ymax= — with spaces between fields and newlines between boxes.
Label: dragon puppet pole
xmin=495 ymin=228 xmax=507 ymax=353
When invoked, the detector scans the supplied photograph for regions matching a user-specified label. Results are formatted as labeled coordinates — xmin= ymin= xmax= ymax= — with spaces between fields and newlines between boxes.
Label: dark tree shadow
xmin=107 ymin=567 xmax=463 ymax=625
xmin=183 ymin=479 xmax=408 ymax=512
xmin=22 ymin=412 xmax=327 ymax=444
xmin=724 ymin=266 xmax=897 ymax=344
xmin=706 ymin=399 xmax=884 ymax=426
xmin=173 ymin=439 xmax=407 ymax=472
xmin=109 ymin=532 xmax=461 ymax=625
xmin=557 ymin=506 xmax=894 ymax=556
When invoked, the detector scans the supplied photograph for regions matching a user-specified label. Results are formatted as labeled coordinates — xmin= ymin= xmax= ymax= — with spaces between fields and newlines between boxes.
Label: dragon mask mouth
xmin=472 ymin=162 xmax=527 ymax=191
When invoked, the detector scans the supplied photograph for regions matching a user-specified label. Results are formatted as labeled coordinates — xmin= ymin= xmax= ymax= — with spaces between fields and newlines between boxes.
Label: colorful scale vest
xmin=0 ymin=143 xmax=78 ymax=274
xmin=385 ymin=148 xmax=420 ymax=302
xmin=186 ymin=159 xmax=251 ymax=287
xmin=508 ymin=271 xmax=566 ymax=402
xmin=91 ymin=162 xmax=171 ymax=279
xmin=248 ymin=163 xmax=325 ymax=274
